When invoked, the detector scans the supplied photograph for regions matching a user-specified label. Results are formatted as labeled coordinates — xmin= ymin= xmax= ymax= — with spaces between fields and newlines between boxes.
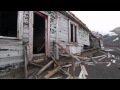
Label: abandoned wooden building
xmin=0 ymin=11 xmax=103 ymax=77
xmin=89 ymin=32 xmax=104 ymax=50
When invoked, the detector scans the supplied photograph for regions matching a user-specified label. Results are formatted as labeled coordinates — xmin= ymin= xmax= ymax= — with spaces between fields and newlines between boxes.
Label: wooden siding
xmin=58 ymin=12 xmax=90 ymax=54
xmin=0 ymin=11 xmax=26 ymax=73
xmin=0 ymin=11 xmax=91 ymax=75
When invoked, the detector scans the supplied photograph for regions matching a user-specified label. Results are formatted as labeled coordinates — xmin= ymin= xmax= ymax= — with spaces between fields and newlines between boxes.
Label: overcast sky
xmin=71 ymin=11 xmax=120 ymax=35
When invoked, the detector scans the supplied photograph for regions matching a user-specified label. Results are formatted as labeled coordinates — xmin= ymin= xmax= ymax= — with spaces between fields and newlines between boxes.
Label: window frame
xmin=68 ymin=20 xmax=78 ymax=44
xmin=0 ymin=11 xmax=22 ymax=40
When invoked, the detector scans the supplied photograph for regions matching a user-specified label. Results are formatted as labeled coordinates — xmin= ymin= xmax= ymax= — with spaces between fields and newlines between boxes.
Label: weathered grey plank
xmin=0 ymin=45 xmax=23 ymax=51
xmin=0 ymin=39 xmax=22 ymax=45
xmin=23 ymin=33 xmax=29 ymax=38
xmin=0 ymin=56 xmax=23 ymax=66
xmin=0 ymin=51 xmax=23 ymax=59
xmin=23 ymin=30 xmax=29 ymax=34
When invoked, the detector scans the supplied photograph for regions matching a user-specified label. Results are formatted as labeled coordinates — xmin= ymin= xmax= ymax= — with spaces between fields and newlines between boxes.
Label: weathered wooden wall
xmin=58 ymin=12 xmax=90 ymax=54
xmin=0 ymin=11 xmax=31 ymax=76
xmin=0 ymin=11 xmax=25 ymax=76
xmin=0 ymin=11 xmax=91 ymax=76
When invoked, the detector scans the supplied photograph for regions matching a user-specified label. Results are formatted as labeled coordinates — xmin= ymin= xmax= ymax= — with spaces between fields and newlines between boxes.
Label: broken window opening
xmin=0 ymin=11 xmax=18 ymax=37
xmin=71 ymin=24 xmax=73 ymax=42
xmin=75 ymin=26 xmax=77 ymax=42
xmin=33 ymin=12 xmax=46 ymax=54
xmin=69 ymin=21 xmax=77 ymax=43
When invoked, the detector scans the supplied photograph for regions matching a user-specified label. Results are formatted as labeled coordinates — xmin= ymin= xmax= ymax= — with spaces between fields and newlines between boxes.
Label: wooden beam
xmin=66 ymin=75 xmax=73 ymax=79
xmin=37 ymin=60 xmax=54 ymax=76
xmin=56 ymin=11 xmax=59 ymax=60
xmin=44 ymin=66 xmax=61 ymax=79
xmin=24 ymin=42 xmax=29 ymax=79
xmin=50 ymin=55 xmax=71 ymax=76
xmin=54 ymin=41 xmax=80 ymax=61
xmin=72 ymin=58 xmax=75 ymax=79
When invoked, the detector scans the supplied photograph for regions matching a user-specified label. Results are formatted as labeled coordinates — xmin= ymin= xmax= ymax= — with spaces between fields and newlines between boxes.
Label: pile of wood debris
xmin=24 ymin=41 xmax=117 ymax=79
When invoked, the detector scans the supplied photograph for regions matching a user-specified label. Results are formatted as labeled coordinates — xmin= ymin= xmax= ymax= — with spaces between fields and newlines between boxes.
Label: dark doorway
xmin=33 ymin=12 xmax=46 ymax=54
xmin=83 ymin=45 xmax=90 ymax=50
xmin=0 ymin=11 xmax=17 ymax=37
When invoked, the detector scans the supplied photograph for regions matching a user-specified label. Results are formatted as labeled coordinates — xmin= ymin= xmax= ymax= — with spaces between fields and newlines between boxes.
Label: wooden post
xmin=24 ymin=43 xmax=28 ymax=79
xmin=56 ymin=11 xmax=59 ymax=60
xmin=72 ymin=58 xmax=75 ymax=79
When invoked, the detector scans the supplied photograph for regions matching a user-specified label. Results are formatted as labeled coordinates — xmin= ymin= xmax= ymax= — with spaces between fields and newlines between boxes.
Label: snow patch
xmin=113 ymin=37 xmax=119 ymax=42
xmin=107 ymin=32 xmax=118 ymax=36
xmin=105 ymin=49 xmax=114 ymax=51
xmin=106 ymin=62 xmax=111 ymax=67
xmin=116 ymin=48 xmax=120 ymax=50
xmin=112 ymin=60 xmax=116 ymax=63
xmin=112 ymin=55 xmax=115 ymax=58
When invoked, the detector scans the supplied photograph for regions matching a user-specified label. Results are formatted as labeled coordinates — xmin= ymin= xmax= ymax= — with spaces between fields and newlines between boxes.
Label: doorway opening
xmin=33 ymin=12 xmax=46 ymax=55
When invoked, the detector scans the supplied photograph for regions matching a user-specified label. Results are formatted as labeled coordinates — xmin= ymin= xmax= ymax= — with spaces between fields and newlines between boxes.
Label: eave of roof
xmin=60 ymin=11 xmax=91 ymax=32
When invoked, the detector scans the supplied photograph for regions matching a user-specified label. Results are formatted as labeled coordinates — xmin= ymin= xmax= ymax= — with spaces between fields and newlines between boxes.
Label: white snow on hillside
xmin=113 ymin=37 xmax=119 ymax=42
xmin=116 ymin=48 xmax=120 ymax=50
xmin=105 ymin=49 xmax=114 ymax=51
xmin=107 ymin=32 xmax=118 ymax=36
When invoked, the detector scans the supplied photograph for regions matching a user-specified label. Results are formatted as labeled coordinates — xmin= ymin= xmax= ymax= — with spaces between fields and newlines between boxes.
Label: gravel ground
xmin=85 ymin=63 xmax=120 ymax=79
xmin=1 ymin=50 xmax=120 ymax=79
xmin=82 ymin=57 xmax=120 ymax=79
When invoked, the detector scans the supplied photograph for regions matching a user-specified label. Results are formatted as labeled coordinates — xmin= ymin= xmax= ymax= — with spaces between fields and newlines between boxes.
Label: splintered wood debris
xmin=27 ymin=42 xmax=116 ymax=79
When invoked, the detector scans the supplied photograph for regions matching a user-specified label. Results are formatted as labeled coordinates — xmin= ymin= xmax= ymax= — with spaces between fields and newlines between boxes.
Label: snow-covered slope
xmin=103 ymin=27 xmax=120 ymax=47
xmin=107 ymin=32 xmax=118 ymax=37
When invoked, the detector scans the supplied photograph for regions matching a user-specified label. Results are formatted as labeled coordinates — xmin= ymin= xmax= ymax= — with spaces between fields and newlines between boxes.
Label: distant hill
xmin=111 ymin=27 xmax=120 ymax=34
xmin=103 ymin=27 xmax=120 ymax=47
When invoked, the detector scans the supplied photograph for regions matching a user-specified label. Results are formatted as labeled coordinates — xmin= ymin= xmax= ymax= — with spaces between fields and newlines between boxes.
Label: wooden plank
xmin=58 ymin=18 xmax=68 ymax=23
xmin=17 ymin=11 xmax=24 ymax=39
xmin=78 ymin=70 xmax=83 ymax=79
xmin=24 ymin=44 xmax=28 ymax=79
xmin=50 ymin=34 xmax=56 ymax=38
xmin=0 ymin=51 xmax=23 ymax=59
xmin=23 ymin=38 xmax=29 ymax=42
xmin=23 ymin=33 xmax=29 ymax=38
xmin=56 ymin=11 xmax=59 ymax=60
xmin=72 ymin=59 xmax=75 ymax=79
xmin=66 ymin=75 xmax=73 ymax=79
xmin=58 ymin=38 xmax=68 ymax=43
xmin=54 ymin=41 xmax=80 ymax=61
xmin=23 ymin=30 xmax=29 ymax=34
xmin=0 ymin=56 xmax=23 ymax=66
xmin=0 ymin=39 xmax=22 ymax=45
xmin=50 ymin=55 xmax=71 ymax=76
xmin=32 ymin=59 xmax=44 ymax=63
xmin=58 ymin=29 xmax=68 ymax=34
xmin=57 ymin=33 xmax=68 ymax=39
xmin=62 ymin=64 xmax=72 ymax=68
xmin=29 ymin=11 xmax=34 ymax=61
xmin=81 ymin=65 xmax=88 ymax=76
xmin=0 ymin=45 xmax=23 ymax=51
xmin=98 ymin=56 xmax=106 ymax=61
xmin=58 ymin=24 xmax=68 ymax=29
xmin=47 ymin=16 xmax=50 ymax=57
xmin=37 ymin=61 xmax=54 ymax=76
xmin=44 ymin=66 xmax=61 ymax=79
xmin=93 ymin=55 xmax=106 ymax=59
